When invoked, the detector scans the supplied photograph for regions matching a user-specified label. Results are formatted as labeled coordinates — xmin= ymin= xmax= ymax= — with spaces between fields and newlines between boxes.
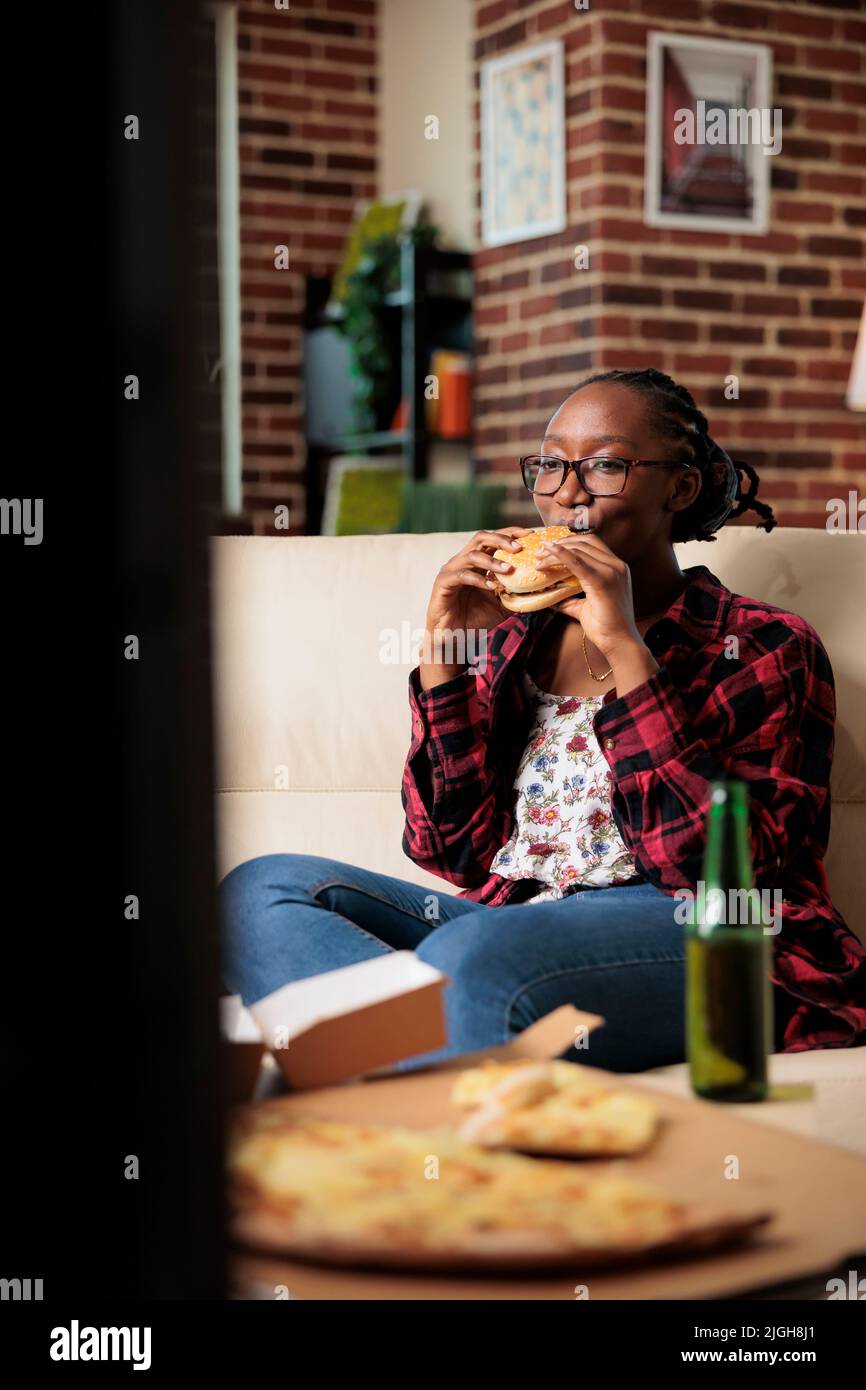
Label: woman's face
xmin=531 ymin=383 xmax=702 ymax=564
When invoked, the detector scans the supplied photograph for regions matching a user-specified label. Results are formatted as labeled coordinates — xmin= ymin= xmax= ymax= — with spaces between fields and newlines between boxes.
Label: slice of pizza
xmin=451 ymin=1059 xmax=659 ymax=1156
xmin=226 ymin=1107 xmax=770 ymax=1272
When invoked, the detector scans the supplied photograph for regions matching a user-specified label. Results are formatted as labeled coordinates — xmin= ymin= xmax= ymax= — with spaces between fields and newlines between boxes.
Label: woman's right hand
xmin=424 ymin=526 xmax=536 ymax=635
xmin=418 ymin=526 xmax=535 ymax=690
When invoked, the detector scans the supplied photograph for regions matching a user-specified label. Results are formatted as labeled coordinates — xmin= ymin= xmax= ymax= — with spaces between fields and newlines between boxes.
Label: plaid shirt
xmin=402 ymin=565 xmax=866 ymax=1053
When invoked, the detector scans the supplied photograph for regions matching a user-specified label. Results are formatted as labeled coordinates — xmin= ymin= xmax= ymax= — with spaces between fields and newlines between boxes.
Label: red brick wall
xmin=471 ymin=0 xmax=866 ymax=529
xmin=237 ymin=0 xmax=379 ymax=534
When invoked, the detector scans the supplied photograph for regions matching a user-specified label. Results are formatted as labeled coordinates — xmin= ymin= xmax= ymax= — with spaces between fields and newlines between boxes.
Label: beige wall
xmin=380 ymin=0 xmax=473 ymax=251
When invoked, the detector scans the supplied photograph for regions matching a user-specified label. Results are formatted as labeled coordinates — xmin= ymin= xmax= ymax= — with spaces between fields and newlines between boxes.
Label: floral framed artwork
xmin=481 ymin=39 xmax=566 ymax=248
xmin=644 ymin=32 xmax=776 ymax=236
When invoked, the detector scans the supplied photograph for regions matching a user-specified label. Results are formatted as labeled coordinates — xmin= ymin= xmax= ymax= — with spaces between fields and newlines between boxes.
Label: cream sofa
xmin=211 ymin=526 xmax=864 ymax=929
xmin=211 ymin=527 xmax=866 ymax=1085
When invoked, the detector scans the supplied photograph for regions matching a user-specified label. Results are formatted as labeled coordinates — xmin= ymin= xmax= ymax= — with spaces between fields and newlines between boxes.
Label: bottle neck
xmin=704 ymin=789 xmax=753 ymax=888
xmin=701 ymin=780 xmax=756 ymax=930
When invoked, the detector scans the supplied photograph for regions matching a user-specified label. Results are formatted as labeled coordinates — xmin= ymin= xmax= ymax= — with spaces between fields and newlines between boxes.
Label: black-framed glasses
xmin=519 ymin=454 xmax=693 ymax=497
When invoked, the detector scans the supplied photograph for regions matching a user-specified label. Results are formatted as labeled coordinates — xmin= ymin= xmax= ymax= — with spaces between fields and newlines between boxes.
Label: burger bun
xmin=492 ymin=524 xmax=584 ymax=612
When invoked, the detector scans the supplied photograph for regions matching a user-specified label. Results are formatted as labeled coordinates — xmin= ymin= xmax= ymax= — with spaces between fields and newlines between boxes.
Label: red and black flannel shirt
xmin=402 ymin=564 xmax=866 ymax=1053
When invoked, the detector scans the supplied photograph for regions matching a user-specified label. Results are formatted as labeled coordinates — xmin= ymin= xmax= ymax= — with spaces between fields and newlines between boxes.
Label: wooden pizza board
xmin=228 ymin=1009 xmax=866 ymax=1300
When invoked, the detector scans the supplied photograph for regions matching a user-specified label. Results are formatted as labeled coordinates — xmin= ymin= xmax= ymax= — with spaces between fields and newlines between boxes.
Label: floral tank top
xmin=489 ymin=669 xmax=640 ymax=901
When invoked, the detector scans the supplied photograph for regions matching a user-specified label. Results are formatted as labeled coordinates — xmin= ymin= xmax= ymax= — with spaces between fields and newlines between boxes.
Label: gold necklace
xmin=582 ymin=629 xmax=613 ymax=682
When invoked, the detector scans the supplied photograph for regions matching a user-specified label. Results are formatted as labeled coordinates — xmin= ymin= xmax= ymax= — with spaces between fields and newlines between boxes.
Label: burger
xmin=491 ymin=524 xmax=586 ymax=614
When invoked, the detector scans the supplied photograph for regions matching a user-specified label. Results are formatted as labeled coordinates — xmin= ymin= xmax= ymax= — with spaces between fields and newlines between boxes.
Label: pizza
xmin=451 ymin=1059 xmax=659 ymax=1157
xmin=227 ymin=1105 xmax=769 ymax=1272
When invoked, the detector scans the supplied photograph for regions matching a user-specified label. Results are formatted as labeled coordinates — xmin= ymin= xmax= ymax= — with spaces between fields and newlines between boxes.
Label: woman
xmin=220 ymin=367 xmax=866 ymax=1071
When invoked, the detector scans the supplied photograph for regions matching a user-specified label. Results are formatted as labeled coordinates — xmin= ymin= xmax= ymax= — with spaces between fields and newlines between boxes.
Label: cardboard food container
xmin=220 ymin=951 xmax=462 ymax=1096
xmin=225 ymin=980 xmax=866 ymax=1300
xmin=220 ymin=994 xmax=266 ymax=1105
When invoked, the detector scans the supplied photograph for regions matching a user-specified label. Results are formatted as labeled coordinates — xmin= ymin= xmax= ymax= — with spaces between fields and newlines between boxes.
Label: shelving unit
xmin=303 ymin=242 xmax=474 ymax=535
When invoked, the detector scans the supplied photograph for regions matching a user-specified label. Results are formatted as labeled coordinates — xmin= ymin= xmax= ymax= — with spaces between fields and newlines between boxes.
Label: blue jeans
xmin=219 ymin=853 xmax=730 ymax=1073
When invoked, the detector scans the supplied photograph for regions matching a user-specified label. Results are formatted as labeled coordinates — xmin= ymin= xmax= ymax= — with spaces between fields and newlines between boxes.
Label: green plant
xmin=338 ymin=220 xmax=439 ymax=434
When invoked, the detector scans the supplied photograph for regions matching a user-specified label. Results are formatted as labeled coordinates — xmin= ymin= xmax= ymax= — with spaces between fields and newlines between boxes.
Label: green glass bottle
xmin=686 ymin=779 xmax=773 ymax=1102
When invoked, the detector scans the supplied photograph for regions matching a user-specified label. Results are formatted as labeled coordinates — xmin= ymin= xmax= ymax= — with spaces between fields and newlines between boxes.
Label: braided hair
xmin=569 ymin=367 xmax=777 ymax=543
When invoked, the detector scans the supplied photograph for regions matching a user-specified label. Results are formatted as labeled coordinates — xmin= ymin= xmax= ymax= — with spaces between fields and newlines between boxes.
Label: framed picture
xmin=320 ymin=456 xmax=406 ymax=536
xmin=645 ymin=32 xmax=775 ymax=236
xmin=481 ymin=39 xmax=566 ymax=248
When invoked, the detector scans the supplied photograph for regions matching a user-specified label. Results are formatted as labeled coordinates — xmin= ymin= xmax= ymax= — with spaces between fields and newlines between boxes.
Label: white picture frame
xmin=644 ymin=31 xmax=774 ymax=236
xmin=481 ymin=39 xmax=566 ymax=249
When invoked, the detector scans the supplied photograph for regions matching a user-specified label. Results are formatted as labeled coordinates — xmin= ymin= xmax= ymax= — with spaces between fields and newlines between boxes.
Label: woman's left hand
xmin=536 ymin=534 xmax=644 ymax=662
